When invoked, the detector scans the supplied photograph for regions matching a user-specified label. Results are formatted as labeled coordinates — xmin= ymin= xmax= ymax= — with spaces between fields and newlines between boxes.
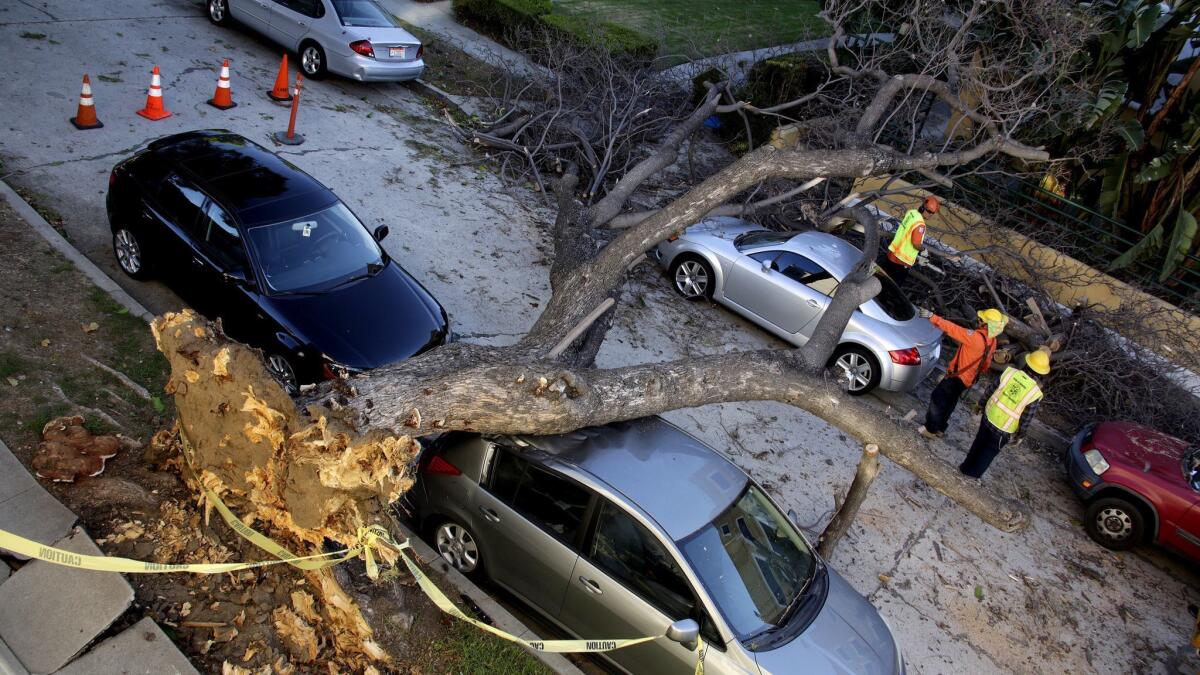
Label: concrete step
xmin=54 ymin=618 xmax=197 ymax=675
xmin=0 ymin=442 xmax=77 ymax=550
xmin=0 ymin=529 xmax=133 ymax=674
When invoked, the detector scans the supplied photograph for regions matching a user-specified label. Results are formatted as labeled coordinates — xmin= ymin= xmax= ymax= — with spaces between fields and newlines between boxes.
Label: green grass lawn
xmin=549 ymin=0 xmax=827 ymax=62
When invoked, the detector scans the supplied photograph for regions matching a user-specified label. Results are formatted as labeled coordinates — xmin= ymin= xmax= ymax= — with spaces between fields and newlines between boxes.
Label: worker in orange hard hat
xmin=917 ymin=307 xmax=1007 ymax=439
xmin=881 ymin=195 xmax=939 ymax=286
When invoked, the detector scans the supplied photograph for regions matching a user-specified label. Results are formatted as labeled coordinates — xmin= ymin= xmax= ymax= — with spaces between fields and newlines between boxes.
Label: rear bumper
xmin=329 ymin=52 xmax=425 ymax=82
xmin=1063 ymin=423 xmax=1102 ymax=500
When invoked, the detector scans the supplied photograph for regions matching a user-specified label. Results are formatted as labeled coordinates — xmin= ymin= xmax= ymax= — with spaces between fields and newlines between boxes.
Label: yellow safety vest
xmin=985 ymin=367 xmax=1043 ymax=433
xmin=888 ymin=210 xmax=924 ymax=266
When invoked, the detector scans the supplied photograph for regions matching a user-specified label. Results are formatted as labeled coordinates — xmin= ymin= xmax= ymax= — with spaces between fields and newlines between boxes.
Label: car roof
xmin=521 ymin=417 xmax=749 ymax=541
xmin=147 ymin=130 xmax=336 ymax=224
xmin=782 ymin=231 xmax=863 ymax=279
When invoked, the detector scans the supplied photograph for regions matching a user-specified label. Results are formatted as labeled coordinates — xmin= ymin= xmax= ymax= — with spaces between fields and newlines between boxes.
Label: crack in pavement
xmin=0 ymin=143 xmax=147 ymax=180
xmin=274 ymin=145 xmax=384 ymax=156
xmin=1 ymin=14 xmax=200 ymax=26
xmin=876 ymin=585 xmax=1010 ymax=673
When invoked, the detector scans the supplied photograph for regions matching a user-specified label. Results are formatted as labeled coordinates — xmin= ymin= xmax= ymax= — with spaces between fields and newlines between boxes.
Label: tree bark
xmin=817 ymin=444 xmax=882 ymax=558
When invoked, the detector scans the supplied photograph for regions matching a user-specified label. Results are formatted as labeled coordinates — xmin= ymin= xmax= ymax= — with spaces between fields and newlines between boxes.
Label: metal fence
xmin=948 ymin=173 xmax=1200 ymax=314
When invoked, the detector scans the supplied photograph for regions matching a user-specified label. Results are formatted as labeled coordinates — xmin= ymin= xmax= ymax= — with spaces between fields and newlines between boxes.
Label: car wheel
xmin=300 ymin=41 xmax=327 ymax=79
xmin=670 ymin=255 xmax=714 ymax=301
xmin=1085 ymin=497 xmax=1145 ymax=551
xmin=434 ymin=519 xmax=483 ymax=577
xmin=265 ymin=353 xmax=299 ymax=395
xmin=828 ymin=345 xmax=881 ymax=395
xmin=112 ymin=228 xmax=151 ymax=280
xmin=207 ymin=0 xmax=230 ymax=25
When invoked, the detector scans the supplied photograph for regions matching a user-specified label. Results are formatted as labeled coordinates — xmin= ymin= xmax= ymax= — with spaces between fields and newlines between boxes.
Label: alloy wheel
xmin=834 ymin=352 xmax=873 ymax=392
xmin=114 ymin=229 xmax=141 ymax=275
xmin=1095 ymin=506 xmax=1133 ymax=541
xmin=266 ymin=354 xmax=298 ymax=394
xmin=435 ymin=522 xmax=479 ymax=573
xmin=302 ymin=46 xmax=322 ymax=76
xmin=674 ymin=260 xmax=708 ymax=298
xmin=209 ymin=0 xmax=226 ymax=22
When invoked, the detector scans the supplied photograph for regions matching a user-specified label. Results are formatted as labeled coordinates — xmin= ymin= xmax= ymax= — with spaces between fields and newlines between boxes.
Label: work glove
xmin=918 ymin=306 xmax=933 ymax=319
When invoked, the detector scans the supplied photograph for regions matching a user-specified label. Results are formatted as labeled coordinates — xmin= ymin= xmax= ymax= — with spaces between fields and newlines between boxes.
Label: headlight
xmin=1083 ymin=449 xmax=1110 ymax=475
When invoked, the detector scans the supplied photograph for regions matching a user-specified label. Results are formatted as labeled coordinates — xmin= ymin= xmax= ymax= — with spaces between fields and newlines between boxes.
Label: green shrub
xmin=541 ymin=13 xmax=658 ymax=65
xmin=451 ymin=0 xmax=551 ymax=41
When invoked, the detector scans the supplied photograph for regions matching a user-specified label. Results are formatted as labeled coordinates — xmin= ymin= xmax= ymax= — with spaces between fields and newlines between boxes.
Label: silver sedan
xmin=409 ymin=417 xmax=905 ymax=674
xmin=653 ymin=218 xmax=941 ymax=394
xmin=208 ymin=0 xmax=424 ymax=82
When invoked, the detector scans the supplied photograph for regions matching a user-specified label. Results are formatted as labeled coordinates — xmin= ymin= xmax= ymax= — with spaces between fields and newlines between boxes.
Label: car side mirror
xmin=373 ymin=225 xmax=390 ymax=242
xmin=222 ymin=270 xmax=254 ymax=288
xmin=761 ymin=260 xmax=772 ymax=273
xmin=665 ymin=618 xmax=699 ymax=651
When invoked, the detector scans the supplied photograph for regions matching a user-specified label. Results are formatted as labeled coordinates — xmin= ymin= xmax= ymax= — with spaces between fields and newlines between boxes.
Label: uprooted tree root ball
xmin=152 ymin=310 xmax=421 ymax=668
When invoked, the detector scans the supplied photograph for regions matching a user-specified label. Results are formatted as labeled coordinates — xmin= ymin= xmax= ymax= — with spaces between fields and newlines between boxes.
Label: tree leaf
xmin=1114 ymin=118 xmax=1145 ymax=150
xmin=974 ymin=585 xmax=984 ymax=601
xmin=1125 ymin=2 xmax=1161 ymax=48
xmin=1085 ymin=79 xmax=1129 ymax=128
xmin=1097 ymin=153 xmax=1128 ymax=219
xmin=1109 ymin=221 xmax=1164 ymax=270
xmin=1133 ymin=145 xmax=1189 ymax=184
xmin=1159 ymin=209 xmax=1198 ymax=281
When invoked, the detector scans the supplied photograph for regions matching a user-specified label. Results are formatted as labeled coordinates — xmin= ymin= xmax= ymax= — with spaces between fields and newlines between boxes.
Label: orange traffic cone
xmin=208 ymin=59 xmax=236 ymax=110
xmin=136 ymin=66 xmax=172 ymax=121
xmin=70 ymin=74 xmax=103 ymax=130
xmin=267 ymin=54 xmax=292 ymax=102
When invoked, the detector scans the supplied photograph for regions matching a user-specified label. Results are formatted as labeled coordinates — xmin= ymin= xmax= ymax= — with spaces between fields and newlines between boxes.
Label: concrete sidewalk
xmin=380 ymin=0 xmax=546 ymax=79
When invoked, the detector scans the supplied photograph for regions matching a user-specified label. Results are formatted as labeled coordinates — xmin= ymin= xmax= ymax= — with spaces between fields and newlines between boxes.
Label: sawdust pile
xmin=151 ymin=310 xmax=422 ymax=669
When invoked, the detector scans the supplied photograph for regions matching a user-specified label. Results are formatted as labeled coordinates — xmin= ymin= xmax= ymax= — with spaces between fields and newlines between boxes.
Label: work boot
xmin=917 ymin=425 xmax=943 ymax=440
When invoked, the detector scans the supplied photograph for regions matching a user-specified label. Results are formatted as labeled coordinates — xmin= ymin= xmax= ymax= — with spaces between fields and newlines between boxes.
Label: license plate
xmin=389 ymin=46 xmax=405 ymax=58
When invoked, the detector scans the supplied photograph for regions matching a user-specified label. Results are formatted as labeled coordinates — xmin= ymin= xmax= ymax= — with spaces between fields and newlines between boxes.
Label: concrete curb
xmin=0 ymin=179 xmax=154 ymax=324
xmin=396 ymin=522 xmax=585 ymax=675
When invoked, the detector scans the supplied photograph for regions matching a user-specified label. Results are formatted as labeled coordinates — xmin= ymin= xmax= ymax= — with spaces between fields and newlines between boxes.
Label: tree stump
xmin=817 ymin=444 xmax=881 ymax=559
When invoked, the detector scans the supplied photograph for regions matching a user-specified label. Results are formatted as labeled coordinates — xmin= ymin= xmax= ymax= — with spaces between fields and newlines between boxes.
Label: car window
xmin=589 ymin=500 xmax=696 ymax=620
xmin=276 ymin=0 xmax=323 ymax=18
xmin=871 ymin=267 xmax=916 ymax=321
xmin=750 ymin=251 xmax=839 ymax=296
xmin=157 ymin=173 xmax=207 ymax=237
xmin=198 ymin=201 xmax=248 ymax=273
xmin=331 ymin=0 xmax=398 ymax=26
xmin=489 ymin=450 xmax=591 ymax=545
xmin=244 ymin=202 xmax=383 ymax=293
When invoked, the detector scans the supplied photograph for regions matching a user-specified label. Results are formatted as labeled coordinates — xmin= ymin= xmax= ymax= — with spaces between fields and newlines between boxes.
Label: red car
xmin=1064 ymin=421 xmax=1200 ymax=559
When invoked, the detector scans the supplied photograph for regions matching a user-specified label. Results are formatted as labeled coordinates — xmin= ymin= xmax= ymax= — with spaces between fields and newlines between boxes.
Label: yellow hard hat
xmin=1025 ymin=349 xmax=1051 ymax=375
xmin=976 ymin=308 xmax=1007 ymax=338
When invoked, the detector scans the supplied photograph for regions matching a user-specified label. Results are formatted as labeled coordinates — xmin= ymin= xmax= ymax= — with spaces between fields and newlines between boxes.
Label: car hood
xmin=754 ymin=571 xmax=898 ymax=675
xmin=1094 ymin=421 xmax=1190 ymax=487
xmin=261 ymin=262 xmax=446 ymax=370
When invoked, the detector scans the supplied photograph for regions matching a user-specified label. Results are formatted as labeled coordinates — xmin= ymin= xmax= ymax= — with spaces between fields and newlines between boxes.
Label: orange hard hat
xmin=923 ymin=196 xmax=940 ymax=214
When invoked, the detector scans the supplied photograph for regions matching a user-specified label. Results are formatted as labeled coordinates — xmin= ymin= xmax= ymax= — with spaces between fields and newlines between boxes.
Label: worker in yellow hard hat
xmin=917 ymin=307 xmax=1007 ymax=438
xmin=882 ymin=195 xmax=939 ymax=286
xmin=961 ymin=348 xmax=1050 ymax=478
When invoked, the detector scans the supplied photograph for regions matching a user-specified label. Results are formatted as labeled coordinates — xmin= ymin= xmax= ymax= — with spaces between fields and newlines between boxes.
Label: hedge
xmin=452 ymin=0 xmax=657 ymax=64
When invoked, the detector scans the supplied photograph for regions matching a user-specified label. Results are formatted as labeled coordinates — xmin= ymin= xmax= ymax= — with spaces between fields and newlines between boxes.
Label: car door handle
xmin=806 ymin=298 xmax=820 ymax=308
xmin=478 ymin=506 xmax=500 ymax=523
xmin=191 ymin=256 xmax=206 ymax=268
xmin=298 ymin=19 xmax=306 ymax=25
xmin=578 ymin=577 xmax=603 ymax=594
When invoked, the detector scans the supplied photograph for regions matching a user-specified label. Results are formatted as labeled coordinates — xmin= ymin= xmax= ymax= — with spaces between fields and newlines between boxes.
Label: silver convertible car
xmin=653 ymin=218 xmax=941 ymax=394
xmin=207 ymin=0 xmax=424 ymax=82
xmin=409 ymin=417 xmax=905 ymax=675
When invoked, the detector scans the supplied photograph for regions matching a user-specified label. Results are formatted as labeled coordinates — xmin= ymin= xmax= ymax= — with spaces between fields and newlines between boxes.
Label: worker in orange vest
xmin=881 ymin=196 xmax=939 ymax=286
xmin=961 ymin=349 xmax=1050 ymax=478
xmin=917 ymin=308 xmax=1007 ymax=438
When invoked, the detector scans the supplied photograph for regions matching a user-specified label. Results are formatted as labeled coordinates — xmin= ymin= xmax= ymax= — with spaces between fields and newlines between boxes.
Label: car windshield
xmin=679 ymin=485 xmax=817 ymax=640
xmin=872 ymin=267 xmax=916 ymax=321
xmin=331 ymin=0 xmax=397 ymax=27
xmin=245 ymin=202 xmax=383 ymax=293
xmin=734 ymin=231 xmax=794 ymax=251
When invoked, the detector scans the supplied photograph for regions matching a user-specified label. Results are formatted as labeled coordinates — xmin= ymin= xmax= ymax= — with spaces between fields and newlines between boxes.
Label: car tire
xmin=207 ymin=0 xmax=230 ymax=25
xmin=433 ymin=518 xmax=484 ymax=578
xmin=265 ymin=353 xmax=299 ymax=395
xmin=299 ymin=41 xmax=327 ymax=80
xmin=828 ymin=345 xmax=881 ymax=395
xmin=1085 ymin=497 xmax=1146 ymax=551
xmin=670 ymin=255 xmax=714 ymax=301
xmin=112 ymin=228 xmax=152 ymax=280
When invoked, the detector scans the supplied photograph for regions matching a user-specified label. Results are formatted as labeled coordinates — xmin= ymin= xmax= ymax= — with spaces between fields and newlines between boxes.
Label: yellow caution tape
xmin=0 ymin=434 xmax=707 ymax=669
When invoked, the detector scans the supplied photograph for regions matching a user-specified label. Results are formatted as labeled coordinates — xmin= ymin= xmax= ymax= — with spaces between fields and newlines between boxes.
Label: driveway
xmin=1 ymin=1 xmax=1197 ymax=673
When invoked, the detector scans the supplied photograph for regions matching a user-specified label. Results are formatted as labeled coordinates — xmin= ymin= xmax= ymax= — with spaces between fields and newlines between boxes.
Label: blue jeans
xmin=925 ymin=376 xmax=967 ymax=434
xmin=962 ymin=419 xmax=1010 ymax=478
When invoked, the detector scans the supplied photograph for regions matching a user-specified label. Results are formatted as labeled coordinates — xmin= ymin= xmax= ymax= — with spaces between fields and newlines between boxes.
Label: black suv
xmin=107 ymin=130 xmax=449 ymax=391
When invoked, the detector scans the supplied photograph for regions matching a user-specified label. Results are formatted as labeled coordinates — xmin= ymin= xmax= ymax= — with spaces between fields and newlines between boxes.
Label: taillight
xmin=889 ymin=347 xmax=921 ymax=366
xmin=416 ymin=44 xmax=424 ymax=59
xmin=108 ymin=170 xmax=116 ymax=188
xmin=350 ymin=40 xmax=375 ymax=58
xmin=424 ymin=455 xmax=461 ymax=476
xmin=321 ymin=363 xmax=336 ymax=380
xmin=666 ymin=234 xmax=679 ymax=242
